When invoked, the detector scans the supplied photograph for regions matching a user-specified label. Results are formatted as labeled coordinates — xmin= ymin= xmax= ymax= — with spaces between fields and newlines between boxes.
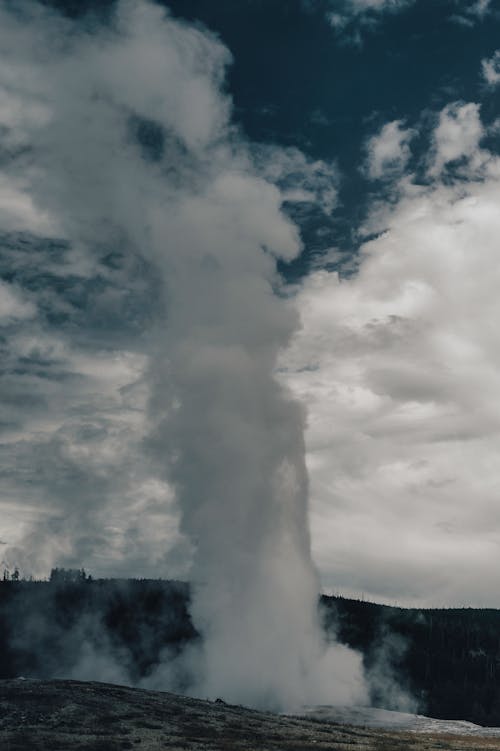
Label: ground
xmin=1 ymin=679 xmax=500 ymax=751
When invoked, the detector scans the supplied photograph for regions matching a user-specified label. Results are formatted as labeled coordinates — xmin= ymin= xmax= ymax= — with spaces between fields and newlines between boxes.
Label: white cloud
xmin=0 ymin=176 xmax=57 ymax=234
xmin=350 ymin=0 xmax=412 ymax=9
xmin=325 ymin=0 xmax=415 ymax=40
xmin=482 ymin=49 xmax=500 ymax=86
xmin=0 ymin=279 xmax=36 ymax=321
xmin=466 ymin=0 xmax=491 ymax=17
xmin=254 ymin=145 xmax=338 ymax=214
xmin=451 ymin=0 xmax=493 ymax=25
xmin=465 ymin=0 xmax=491 ymax=19
xmin=281 ymin=105 xmax=500 ymax=607
xmin=428 ymin=101 xmax=484 ymax=177
xmin=365 ymin=120 xmax=415 ymax=180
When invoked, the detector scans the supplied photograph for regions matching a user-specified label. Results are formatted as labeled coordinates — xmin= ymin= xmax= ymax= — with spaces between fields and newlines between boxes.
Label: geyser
xmin=0 ymin=0 xmax=366 ymax=710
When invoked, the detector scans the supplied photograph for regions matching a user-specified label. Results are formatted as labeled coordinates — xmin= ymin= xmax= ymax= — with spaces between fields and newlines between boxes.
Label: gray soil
xmin=1 ymin=678 xmax=500 ymax=751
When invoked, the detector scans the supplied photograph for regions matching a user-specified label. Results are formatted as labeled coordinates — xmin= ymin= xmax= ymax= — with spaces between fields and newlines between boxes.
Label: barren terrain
xmin=2 ymin=679 xmax=500 ymax=750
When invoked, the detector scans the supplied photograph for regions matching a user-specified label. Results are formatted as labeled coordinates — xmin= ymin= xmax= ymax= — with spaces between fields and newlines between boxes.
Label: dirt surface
xmin=2 ymin=678 xmax=500 ymax=751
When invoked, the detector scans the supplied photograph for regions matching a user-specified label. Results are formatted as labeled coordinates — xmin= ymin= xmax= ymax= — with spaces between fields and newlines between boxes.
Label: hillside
xmin=2 ymin=678 xmax=500 ymax=751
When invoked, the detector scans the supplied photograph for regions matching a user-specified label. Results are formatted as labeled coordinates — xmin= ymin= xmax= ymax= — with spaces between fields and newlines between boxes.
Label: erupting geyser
xmin=2 ymin=0 xmax=367 ymax=710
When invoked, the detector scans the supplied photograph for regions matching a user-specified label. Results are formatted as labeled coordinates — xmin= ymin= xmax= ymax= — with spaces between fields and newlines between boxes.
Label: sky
xmin=2 ymin=0 xmax=500 ymax=609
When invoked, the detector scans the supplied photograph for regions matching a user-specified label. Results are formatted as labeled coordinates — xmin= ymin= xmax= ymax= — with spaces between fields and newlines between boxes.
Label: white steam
xmin=0 ymin=1 xmax=366 ymax=709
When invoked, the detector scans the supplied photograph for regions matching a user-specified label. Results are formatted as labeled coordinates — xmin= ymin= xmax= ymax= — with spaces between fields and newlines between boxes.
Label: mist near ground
xmin=5 ymin=575 xmax=500 ymax=727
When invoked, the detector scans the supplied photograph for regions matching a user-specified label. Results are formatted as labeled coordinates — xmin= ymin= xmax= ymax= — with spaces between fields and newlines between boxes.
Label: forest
xmin=321 ymin=594 xmax=500 ymax=725
xmin=2 ymin=574 xmax=500 ymax=726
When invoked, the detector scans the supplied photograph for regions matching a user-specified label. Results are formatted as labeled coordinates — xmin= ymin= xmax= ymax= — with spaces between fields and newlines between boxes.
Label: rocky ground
xmin=2 ymin=678 xmax=500 ymax=751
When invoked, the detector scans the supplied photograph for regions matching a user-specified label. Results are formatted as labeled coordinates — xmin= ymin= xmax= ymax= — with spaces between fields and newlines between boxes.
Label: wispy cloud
xmin=451 ymin=0 xmax=493 ymax=26
xmin=318 ymin=0 xmax=416 ymax=43
xmin=364 ymin=120 xmax=416 ymax=180
xmin=428 ymin=101 xmax=484 ymax=177
xmin=482 ymin=49 xmax=500 ymax=86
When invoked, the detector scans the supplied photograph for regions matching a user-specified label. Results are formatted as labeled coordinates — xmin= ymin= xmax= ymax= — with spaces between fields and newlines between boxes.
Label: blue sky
xmin=2 ymin=0 xmax=500 ymax=608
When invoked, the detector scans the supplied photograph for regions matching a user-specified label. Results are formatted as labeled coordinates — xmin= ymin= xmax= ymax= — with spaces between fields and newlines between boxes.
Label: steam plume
xmin=0 ymin=0 xmax=366 ymax=709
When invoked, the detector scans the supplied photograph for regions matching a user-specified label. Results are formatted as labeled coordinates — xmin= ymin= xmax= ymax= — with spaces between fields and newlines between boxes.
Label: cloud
xmin=321 ymin=0 xmax=493 ymax=35
xmin=0 ymin=279 xmax=36 ymax=321
xmin=254 ymin=144 xmax=338 ymax=215
xmin=482 ymin=50 xmax=500 ymax=86
xmin=0 ymin=178 xmax=57 ymax=234
xmin=428 ymin=101 xmax=484 ymax=177
xmin=0 ymin=0 xmax=232 ymax=578
xmin=364 ymin=120 xmax=415 ymax=180
xmin=451 ymin=0 xmax=493 ymax=25
xmin=469 ymin=0 xmax=492 ymax=15
xmin=280 ymin=100 xmax=500 ymax=607
xmin=321 ymin=0 xmax=415 ymax=42
xmin=0 ymin=1 xmax=241 ymax=582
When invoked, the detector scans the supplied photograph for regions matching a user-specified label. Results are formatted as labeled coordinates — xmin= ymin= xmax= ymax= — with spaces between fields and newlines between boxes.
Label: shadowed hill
xmin=2 ymin=678 xmax=500 ymax=751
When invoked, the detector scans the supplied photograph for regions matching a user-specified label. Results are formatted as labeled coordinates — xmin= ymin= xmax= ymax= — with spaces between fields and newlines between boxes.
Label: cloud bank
xmin=282 ymin=98 xmax=500 ymax=607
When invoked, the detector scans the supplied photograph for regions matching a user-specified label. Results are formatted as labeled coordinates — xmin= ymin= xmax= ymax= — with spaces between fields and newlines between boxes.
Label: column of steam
xmin=8 ymin=0 xmax=366 ymax=711
xmin=148 ymin=173 xmax=325 ymax=710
